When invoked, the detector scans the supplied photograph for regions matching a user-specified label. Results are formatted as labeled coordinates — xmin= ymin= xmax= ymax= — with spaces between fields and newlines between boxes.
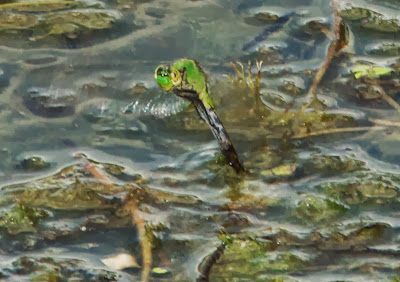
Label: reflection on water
xmin=0 ymin=0 xmax=399 ymax=280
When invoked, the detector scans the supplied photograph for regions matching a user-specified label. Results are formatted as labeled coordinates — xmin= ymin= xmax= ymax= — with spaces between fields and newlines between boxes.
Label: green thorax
xmin=173 ymin=59 xmax=215 ymax=109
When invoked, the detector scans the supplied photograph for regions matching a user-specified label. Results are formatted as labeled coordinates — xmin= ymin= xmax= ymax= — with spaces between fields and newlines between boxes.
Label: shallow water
xmin=0 ymin=0 xmax=400 ymax=281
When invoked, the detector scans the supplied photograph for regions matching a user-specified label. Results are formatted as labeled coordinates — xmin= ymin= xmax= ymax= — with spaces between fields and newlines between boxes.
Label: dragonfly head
xmin=154 ymin=65 xmax=182 ymax=92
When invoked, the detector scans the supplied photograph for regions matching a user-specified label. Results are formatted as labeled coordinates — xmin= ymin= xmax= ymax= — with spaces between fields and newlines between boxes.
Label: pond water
xmin=0 ymin=0 xmax=400 ymax=281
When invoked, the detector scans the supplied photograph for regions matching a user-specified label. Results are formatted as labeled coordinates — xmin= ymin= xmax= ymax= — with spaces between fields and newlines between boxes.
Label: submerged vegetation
xmin=0 ymin=0 xmax=399 ymax=281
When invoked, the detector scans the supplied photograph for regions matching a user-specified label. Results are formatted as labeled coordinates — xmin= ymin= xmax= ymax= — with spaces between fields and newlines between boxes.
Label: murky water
xmin=0 ymin=0 xmax=399 ymax=281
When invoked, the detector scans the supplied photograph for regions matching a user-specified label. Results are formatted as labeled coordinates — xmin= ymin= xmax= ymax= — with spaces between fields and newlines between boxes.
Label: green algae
xmin=355 ymin=84 xmax=385 ymax=100
xmin=262 ymin=111 xmax=356 ymax=138
xmin=320 ymin=173 xmax=400 ymax=206
xmin=367 ymin=43 xmax=400 ymax=57
xmin=45 ymin=10 xmax=117 ymax=30
xmin=0 ymin=12 xmax=38 ymax=31
xmin=0 ymin=159 xmax=201 ymax=244
xmin=0 ymin=204 xmax=49 ymax=234
xmin=254 ymin=12 xmax=280 ymax=23
xmin=351 ymin=65 xmax=393 ymax=79
xmin=316 ymin=222 xmax=392 ymax=251
xmin=304 ymin=155 xmax=366 ymax=175
xmin=295 ymin=195 xmax=348 ymax=224
xmin=244 ymin=147 xmax=285 ymax=175
xmin=362 ymin=17 xmax=400 ymax=33
xmin=0 ymin=1 xmax=82 ymax=12
xmin=221 ymin=193 xmax=279 ymax=212
xmin=9 ymin=256 xmax=118 ymax=281
xmin=6 ymin=165 xmax=198 ymax=210
xmin=208 ymin=236 xmax=307 ymax=279
xmin=201 ymin=222 xmax=394 ymax=280
xmin=0 ymin=4 xmax=120 ymax=47
xmin=339 ymin=6 xmax=382 ymax=21
xmin=17 ymin=156 xmax=50 ymax=171
xmin=260 ymin=164 xmax=296 ymax=177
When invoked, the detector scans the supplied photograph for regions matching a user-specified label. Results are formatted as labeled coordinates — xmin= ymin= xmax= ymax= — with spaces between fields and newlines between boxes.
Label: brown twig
xmin=368 ymin=118 xmax=400 ymax=128
xmin=361 ymin=81 xmax=400 ymax=114
xmin=254 ymin=60 xmax=263 ymax=117
xmin=77 ymin=153 xmax=152 ymax=282
xmin=125 ymin=199 xmax=152 ymax=282
xmin=380 ymin=91 xmax=400 ymax=114
xmin=247 ymin=61 xmax=254 ymax=89
xmin=290 ymin=126 xmax=386 ymax=139
xmin=361 ymin=80 xmax=400 ymax=113
xmin=75 ymin=153 xmax=114 ymax=185
xmin=230 ymin=62 xmax=244 ymax=81
xmin=301 ymin=0 xmax=347 ymax=111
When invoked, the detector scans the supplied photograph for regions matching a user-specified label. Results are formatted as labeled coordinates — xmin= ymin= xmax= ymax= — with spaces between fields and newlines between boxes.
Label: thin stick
xmin=254 ymin=61 xmax=263 ymax=117
xmin=362 ymin=82 xmax=400 ymax=114
xmin=125 ymin=199 xmax=152 ymax=282
xmin=229 ymin=62 xmax=242 ymax=80
xmin=368 ymin=118 xmax=400 ymax=128
xmin=76 ymin=154 xmax=114 ymax=185
xmin=380 ymin=91 xmax=400 ymax=114
xmin=301 ymin=0 xmax=347 ymax=111
xmin=291 ymin=126 xmax=386 ymax=139
xmin=78 ymin=154 xmax=153 ymax=282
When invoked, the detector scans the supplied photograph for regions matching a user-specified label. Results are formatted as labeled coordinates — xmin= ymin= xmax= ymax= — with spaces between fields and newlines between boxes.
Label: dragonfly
xmin=154 ymin=58 xmax=245 ymax=174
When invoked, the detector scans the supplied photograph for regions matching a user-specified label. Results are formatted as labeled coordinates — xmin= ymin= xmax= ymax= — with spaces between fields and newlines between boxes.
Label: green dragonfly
xmin=154 ymin=58 xmax=244 ymax=173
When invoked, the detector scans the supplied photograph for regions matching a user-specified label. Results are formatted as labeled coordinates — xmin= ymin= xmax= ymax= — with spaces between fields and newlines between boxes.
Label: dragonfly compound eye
xmin=154 ymin=65 xmax=174 ymax=92
xmin=155 ymin=65 xmax=168 ymax=78
xmin=169 ymin=67 xmax=182 ymax=87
